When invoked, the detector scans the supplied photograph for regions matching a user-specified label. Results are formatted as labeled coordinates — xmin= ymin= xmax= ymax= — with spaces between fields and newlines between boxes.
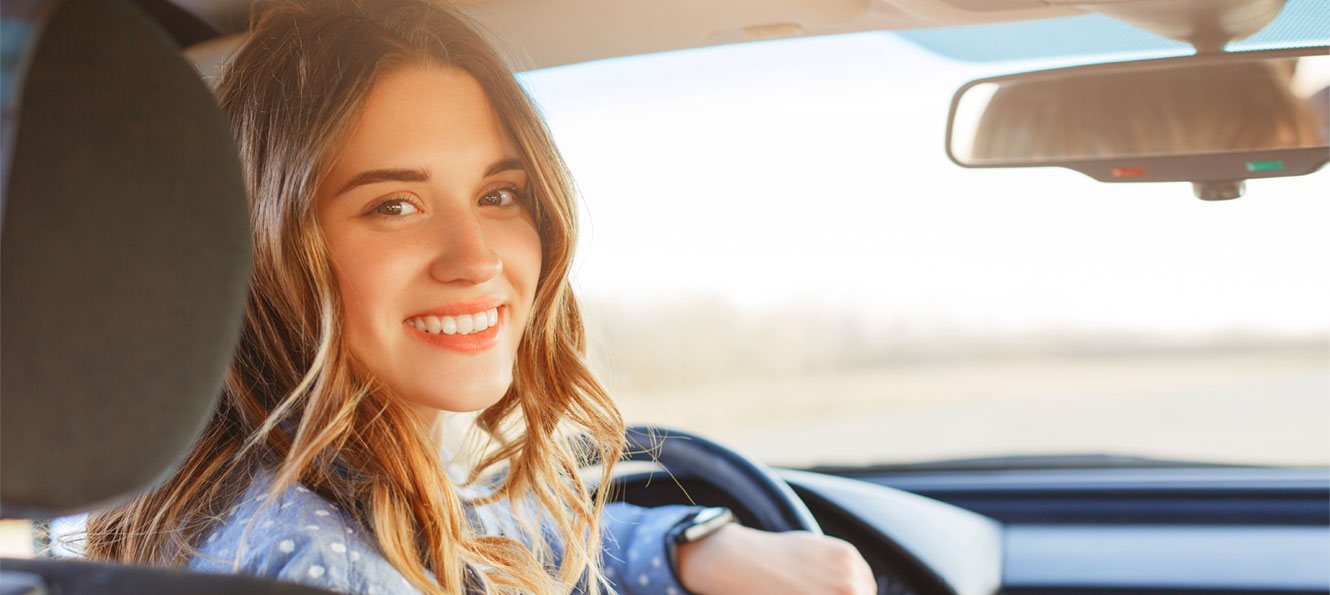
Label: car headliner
xmin=162 ymin=0 xmax=1261 ymax=71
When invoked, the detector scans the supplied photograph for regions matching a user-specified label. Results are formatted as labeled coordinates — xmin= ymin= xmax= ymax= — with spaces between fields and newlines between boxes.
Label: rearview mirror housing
xmin=945 ymin=46 xmax=1330 ymax=199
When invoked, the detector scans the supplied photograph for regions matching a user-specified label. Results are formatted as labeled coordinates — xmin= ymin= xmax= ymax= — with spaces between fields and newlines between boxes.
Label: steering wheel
xmin=621 ymin=425 xmax=822 ymax=535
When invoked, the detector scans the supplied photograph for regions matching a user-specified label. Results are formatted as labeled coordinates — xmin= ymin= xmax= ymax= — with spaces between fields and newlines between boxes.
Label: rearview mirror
xmin=946 ymin=47 xmax=1329 ymax=199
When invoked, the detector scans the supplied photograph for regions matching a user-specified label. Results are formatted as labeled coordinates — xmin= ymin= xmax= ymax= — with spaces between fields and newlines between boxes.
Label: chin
xmin=441 ymin=394 xmax=507 ymax=413
xmin=401 ymin=376 xmax=512 ymax=414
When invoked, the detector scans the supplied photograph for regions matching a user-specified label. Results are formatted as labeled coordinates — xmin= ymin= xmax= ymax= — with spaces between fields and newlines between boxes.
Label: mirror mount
xmin=1193 ymin=180 xmax=1245 ymax=201
xmin=1087 ymin=0 xmax=1285 ymax=54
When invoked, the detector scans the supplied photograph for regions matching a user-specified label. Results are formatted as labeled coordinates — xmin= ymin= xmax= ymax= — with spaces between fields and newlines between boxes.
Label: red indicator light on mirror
xmin=1112 ymin=167 xmax=1147 ymax=178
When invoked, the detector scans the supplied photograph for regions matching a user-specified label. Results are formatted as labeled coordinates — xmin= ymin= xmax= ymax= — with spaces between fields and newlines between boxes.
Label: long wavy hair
xmin=82 ymin=1 xmax=624 ymax=593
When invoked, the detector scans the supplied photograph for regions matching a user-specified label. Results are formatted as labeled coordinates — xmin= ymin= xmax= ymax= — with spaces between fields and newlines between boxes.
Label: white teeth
xmin=407 ymin=308 xmax=500 ymax=336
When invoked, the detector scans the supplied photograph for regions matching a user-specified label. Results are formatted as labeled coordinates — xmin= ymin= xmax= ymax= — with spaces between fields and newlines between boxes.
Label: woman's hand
xmin=675 ymin=523 xmax=877 ymax=594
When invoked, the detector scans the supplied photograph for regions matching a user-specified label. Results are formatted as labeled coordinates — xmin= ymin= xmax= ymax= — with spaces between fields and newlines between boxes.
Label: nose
xmin=428 ymin=207 xmax=503 ymax=285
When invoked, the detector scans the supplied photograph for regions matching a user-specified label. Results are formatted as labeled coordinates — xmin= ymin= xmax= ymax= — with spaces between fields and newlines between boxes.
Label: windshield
xmin=518 ymin=20 xmax=1329 ymax=468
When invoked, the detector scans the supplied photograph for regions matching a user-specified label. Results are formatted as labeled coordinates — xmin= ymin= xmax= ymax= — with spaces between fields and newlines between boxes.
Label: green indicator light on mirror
xmin=1245 ymin=160 xmax=1284 ymax=172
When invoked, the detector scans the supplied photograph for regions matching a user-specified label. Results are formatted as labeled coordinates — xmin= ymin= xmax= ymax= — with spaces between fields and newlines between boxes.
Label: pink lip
xmin=405 ymin=296 xmax=505 ymax=320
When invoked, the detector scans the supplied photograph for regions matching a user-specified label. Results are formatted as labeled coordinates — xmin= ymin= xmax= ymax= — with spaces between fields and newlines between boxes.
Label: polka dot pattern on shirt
xmin=186 ymin=469 xmax=701 ymax=595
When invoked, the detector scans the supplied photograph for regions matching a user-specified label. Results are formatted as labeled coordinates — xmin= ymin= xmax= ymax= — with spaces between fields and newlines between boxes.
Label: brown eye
xmin=479 ymin=187 xmax=523 ymax=207
xmin=370 ymin=198 xmax=420 ymax=216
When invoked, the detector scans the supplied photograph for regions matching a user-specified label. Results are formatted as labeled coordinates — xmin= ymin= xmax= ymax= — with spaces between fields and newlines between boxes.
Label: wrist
xmin=675 ymin=522 xmax=747 ymax=594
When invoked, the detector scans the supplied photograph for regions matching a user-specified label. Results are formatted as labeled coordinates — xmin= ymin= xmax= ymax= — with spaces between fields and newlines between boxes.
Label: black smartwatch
xmin=671 ymin=507 xmax=735 ymax=545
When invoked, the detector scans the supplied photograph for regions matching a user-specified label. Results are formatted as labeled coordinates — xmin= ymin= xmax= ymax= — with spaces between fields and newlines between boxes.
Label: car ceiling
xmin=159 ymin=0 xmax=1102 ymax=69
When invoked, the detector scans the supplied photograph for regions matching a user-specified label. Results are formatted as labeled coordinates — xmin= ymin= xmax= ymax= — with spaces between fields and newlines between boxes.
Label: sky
xmin=516 ymin=30 xmax=1330 ymax=341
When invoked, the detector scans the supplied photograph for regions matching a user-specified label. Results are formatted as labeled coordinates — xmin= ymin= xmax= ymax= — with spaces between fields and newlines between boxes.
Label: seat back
xmin=1 ymin=0 xmax=249 ymax=518
xmin=0 ymin=1 xmax=333 ymax=592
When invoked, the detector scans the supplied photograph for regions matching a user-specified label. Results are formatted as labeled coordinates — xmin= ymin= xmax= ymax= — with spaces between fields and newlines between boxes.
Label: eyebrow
xmin=336 ymin=168 xmax=429 ymax=196
xmin=484 ymin=158 xmax=523 ymax=177
xmin=334 ymin=158 xmax=525 ymax=196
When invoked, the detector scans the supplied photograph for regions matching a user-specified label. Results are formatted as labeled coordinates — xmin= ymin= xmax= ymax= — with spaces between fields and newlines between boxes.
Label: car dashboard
xmin=612 ymin=464 xmax=1330 ymax=595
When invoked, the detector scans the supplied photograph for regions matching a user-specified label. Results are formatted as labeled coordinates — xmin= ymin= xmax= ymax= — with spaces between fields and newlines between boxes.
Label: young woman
xmin=83 ymin=1 xmax=875 ymax=593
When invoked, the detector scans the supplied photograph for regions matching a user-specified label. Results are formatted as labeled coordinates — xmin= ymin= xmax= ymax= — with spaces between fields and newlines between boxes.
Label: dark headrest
xmin=1 ymin=0 xmax=250 ymax=518
xmin=0 ymin=557 xmax=337 ymax=594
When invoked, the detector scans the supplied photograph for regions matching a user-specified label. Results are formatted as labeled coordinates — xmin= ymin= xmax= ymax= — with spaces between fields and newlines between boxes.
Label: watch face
xmin=678 ymin=507 xmax=735 ymax=544
xmin=693 ymin=507 xmax=727 ymax=524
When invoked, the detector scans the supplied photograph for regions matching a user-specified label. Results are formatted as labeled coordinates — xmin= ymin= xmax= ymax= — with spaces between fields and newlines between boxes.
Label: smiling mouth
xmin=406 ymin=307 xmax=500 ymax=335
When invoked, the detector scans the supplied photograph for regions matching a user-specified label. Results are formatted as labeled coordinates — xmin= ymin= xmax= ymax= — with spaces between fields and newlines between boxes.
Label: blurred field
xmin=610 ymin=350 xmax=1330 ymax=468
xmin=0 ymin=520 xmax=33 ymax=557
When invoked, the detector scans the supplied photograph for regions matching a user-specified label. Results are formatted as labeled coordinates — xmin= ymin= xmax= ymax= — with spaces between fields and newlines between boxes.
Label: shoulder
xmin=189 ymin=475 xmax=419 ymax=594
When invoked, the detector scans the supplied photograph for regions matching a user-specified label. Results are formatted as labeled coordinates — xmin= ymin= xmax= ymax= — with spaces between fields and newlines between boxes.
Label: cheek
xmin=324 ymin=233 xmax=415 ymax=351
xmin=507 ymin=220 xmax=544 ymax=308
xmin=326 ymin=250 xmax=379 ymax=363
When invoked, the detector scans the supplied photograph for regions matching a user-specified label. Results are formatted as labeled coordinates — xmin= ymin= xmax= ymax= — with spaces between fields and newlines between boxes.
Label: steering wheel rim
xmin=621 ymin=425 xmax=822 ymax=535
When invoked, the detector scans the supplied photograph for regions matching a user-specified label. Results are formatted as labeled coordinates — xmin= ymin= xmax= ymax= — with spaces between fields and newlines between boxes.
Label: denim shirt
xmin=187 ymin=470 xmax=699 ymax=594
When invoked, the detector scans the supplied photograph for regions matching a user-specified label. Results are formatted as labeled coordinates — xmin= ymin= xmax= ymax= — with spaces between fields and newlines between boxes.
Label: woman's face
xmin=316 ymin=64 xmax=542 ymax=418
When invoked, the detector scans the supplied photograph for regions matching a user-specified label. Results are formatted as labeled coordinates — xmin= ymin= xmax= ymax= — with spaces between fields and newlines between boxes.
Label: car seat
xmin=0 ymin=1 xmax=330 ymax=593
